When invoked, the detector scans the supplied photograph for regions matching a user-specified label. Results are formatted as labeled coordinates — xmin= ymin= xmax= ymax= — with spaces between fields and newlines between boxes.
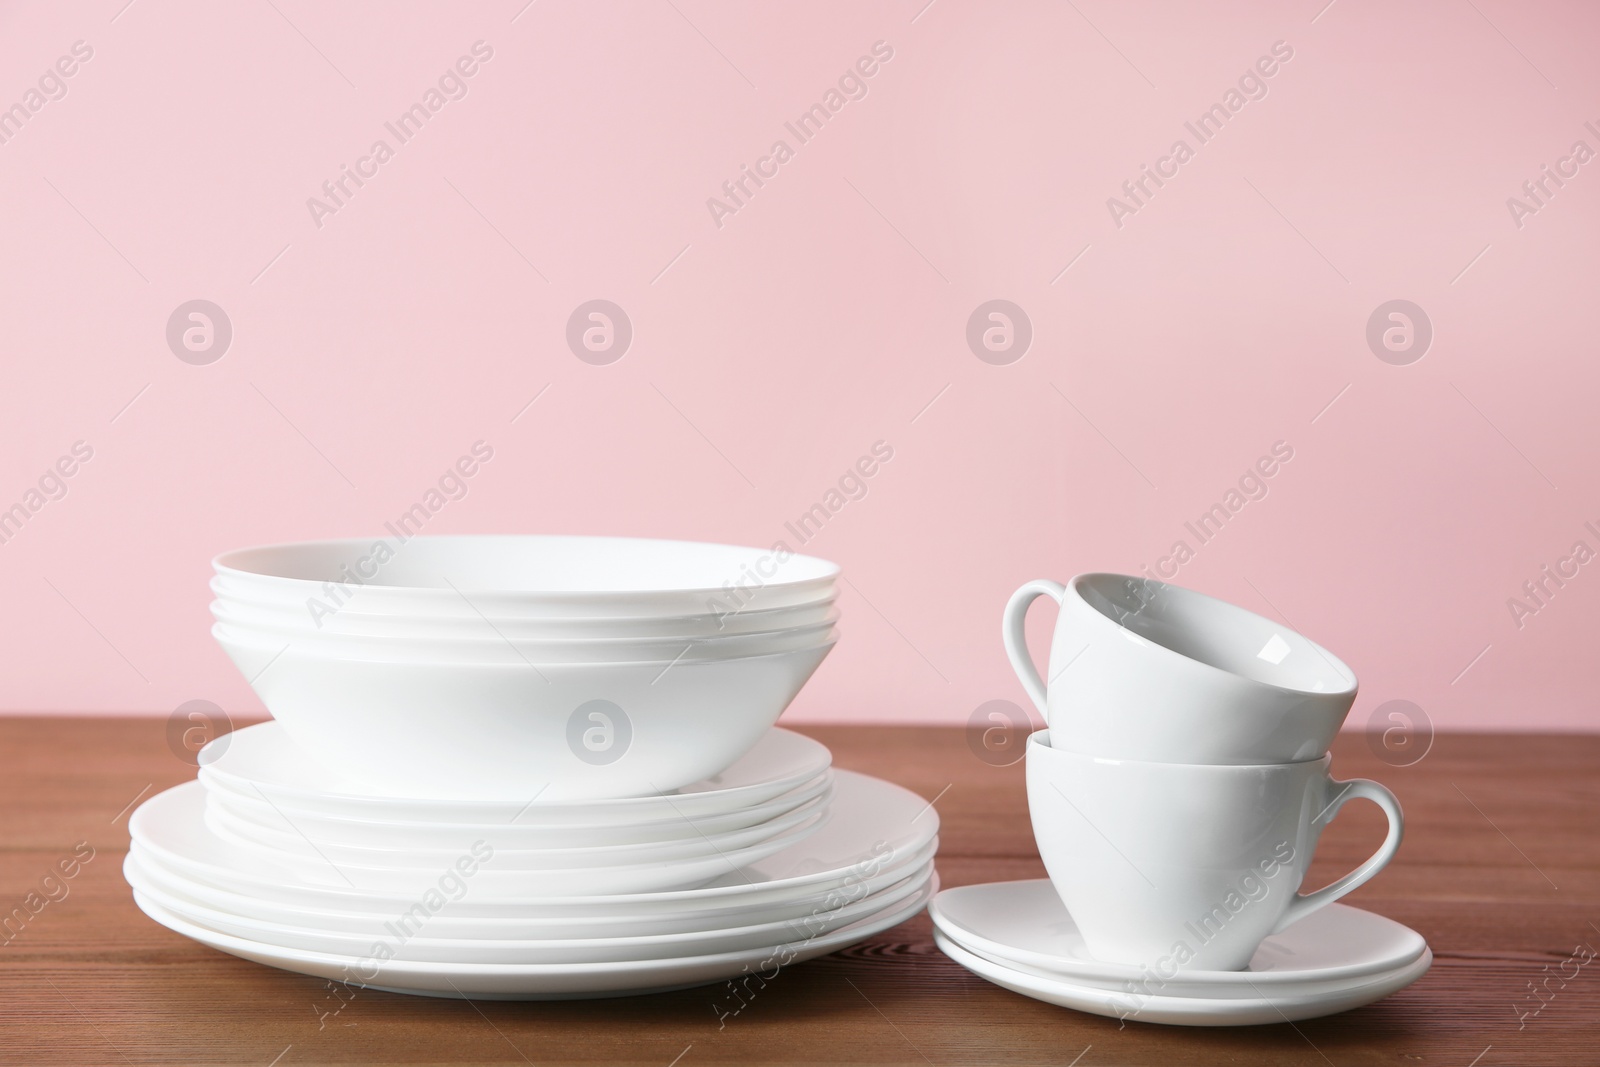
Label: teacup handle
xmin=1272 ymin=777 xmax=1404 ymax=934
xmin=1001 ymin=579 xmax=1066 ymax=718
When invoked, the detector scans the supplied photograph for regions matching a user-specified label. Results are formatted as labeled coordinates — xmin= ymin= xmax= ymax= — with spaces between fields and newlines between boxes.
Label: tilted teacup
xmin=1004 ymin=573 xmax=1358 ymax=764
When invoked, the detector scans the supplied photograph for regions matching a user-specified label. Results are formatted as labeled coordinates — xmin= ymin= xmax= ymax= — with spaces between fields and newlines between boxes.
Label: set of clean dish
xmin=124 ymin=536 xmax=938 ymax=999
xmin=929 ymin=573 xmax=1430 ymax=1026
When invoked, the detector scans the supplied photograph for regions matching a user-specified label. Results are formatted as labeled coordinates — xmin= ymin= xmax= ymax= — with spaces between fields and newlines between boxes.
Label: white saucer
xmin=931 ymin=881 xmax=1430 ymax=1025
xmin=931 ymin=880 xmax=1428 ymax=996
xmin=132 ymin=871 xmax=938 ymax=999
xmin=935 ymin=929 xmax=1430 ymax=1026
xmin=199 ymin=722 xmax=832 ymax=824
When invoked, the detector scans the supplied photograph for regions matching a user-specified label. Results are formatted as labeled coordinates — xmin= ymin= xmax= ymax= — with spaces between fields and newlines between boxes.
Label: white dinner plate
xmin=199 ymin=722 xmax=832 ymax=822
xmin=141 ymin=779 xmax=827 ymax=896
xmin=129 ymin=770 xmax=939 ymax=916
xmin=934 ymin=928 xmax=1430 ymax=1026
xmin=201 ymin=782 xmax=833 ymax=870
xmin=127 ymin=851 xmax=935 ymax=965
xmin=929 ymin=881 xmax=1429 ymax=998
xmin=204 ymin=769 xmax=831 ymax=850
xmin=132 ymin=873 xmax=938 ymax=999
xmin=126 ymin=836 xmax=939 ymax=939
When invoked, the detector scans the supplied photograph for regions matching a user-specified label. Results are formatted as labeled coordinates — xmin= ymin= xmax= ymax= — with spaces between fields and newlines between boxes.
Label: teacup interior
xmin=1074 ymin=574 xmax=1356 ymax=695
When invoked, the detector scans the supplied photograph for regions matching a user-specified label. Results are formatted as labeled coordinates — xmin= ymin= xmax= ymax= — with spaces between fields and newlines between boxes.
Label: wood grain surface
xmin=0 ymin=717 xmax=1595 ymax=1066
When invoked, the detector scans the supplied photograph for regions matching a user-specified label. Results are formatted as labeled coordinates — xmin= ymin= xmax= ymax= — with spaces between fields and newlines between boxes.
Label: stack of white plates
xmin=128 ymin=726 xmax=938 ymax=998
xmin=128 ymin=536 xmax=939 ymax=998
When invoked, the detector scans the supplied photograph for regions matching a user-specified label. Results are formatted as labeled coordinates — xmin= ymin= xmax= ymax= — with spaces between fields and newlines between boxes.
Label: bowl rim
xmin=208 ymin=601 xmax=840 ymax=647
xmin=212 ymin=535 xmax=841 ymax=598
xmin=213 ymin=626 xmax=838 ymax=670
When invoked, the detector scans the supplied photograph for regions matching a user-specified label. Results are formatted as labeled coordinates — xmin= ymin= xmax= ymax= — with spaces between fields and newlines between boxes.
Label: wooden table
xmin=0 ymin=718 xmax=1595 ymax=1066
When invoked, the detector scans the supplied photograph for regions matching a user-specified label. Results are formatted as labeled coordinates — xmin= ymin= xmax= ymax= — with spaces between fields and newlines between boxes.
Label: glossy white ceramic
xmin=201 ymin=783 xmax=833 ymax=870
xmin=933 ymin=927 xmax=1431 ymax=1026
xmin=211 ymin=583 xmax=840 ymax=639
xmin=129 ymin=769 xmax=939 ymax=916
xmin=1003 ymin=573 xmax=1358 ymax=764
xmin=125 ymin=852 xmax=935 ymax=964
xmin=130 ymin=874 xmax=938 ymax=999
xmin=204 ymin=771 xmax=832 ymax=851
xmin=125 ymin=839 xmax=938 ymax=939
xmin=1026 ymin=730 xmax=1402 ymax=971
xmin=212 ymin=635 xmax=835 ymax=800
xmin=929 ymin=881 xmax=1428 ymax=998
xmin=212 ymin=615 xmax=838 ymax=665
xmin=213 ymin=536 xmax=839 ymax=617
xmin=146 ymin=781 xmax=827 ymax=896
xmin=198 ymin=722 xmax=833 ymax=822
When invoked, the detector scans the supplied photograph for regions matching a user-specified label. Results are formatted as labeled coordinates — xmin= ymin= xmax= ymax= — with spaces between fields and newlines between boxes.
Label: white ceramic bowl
xmin=211 ymin=583 xmax=840 ymax=639
xmin=213 ymin=536 xmax=838 ymax=618
xmin=213 ymin=632 xmax=836 ymax=801
xmin=210 ymin=613 xmax=839 ymax=665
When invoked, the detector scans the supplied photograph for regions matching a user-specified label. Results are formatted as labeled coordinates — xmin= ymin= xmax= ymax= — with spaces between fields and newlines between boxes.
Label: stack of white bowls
xmin=124 ymin=536 xmax=939 ymax=999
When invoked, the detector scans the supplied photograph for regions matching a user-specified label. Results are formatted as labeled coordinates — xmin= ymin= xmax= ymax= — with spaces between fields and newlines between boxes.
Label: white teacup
xmin=1026 ymin=730 xmax=1402 ymax=971
xmin=1003 ymin=573 xmax=1358 ymax=764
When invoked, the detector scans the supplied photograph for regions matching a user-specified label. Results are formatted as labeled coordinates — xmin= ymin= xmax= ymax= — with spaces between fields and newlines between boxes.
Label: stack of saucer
xmin=125 ymin=536 xmax=938 ymax=998
xmin=932 ymin=573 xmax=1429 ymax=1026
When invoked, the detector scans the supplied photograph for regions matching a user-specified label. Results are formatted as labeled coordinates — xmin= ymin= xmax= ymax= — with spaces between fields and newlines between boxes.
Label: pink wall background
xmin=1 ymin=0 xmax=1596 ymax=733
